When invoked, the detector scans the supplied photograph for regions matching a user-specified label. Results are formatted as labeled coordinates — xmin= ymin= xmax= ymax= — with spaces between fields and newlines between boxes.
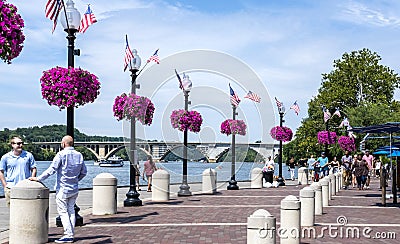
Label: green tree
xmin=287 ymin=49 xmax=400 ymax=159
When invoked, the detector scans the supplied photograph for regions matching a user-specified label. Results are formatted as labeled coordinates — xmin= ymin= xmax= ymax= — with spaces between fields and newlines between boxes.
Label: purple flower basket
xmin=170 ymin=109 xmax=203 ymax=133
xmin=270 ymin=126 xmax=293 ymax=142
xmin=338 ymin=136 xmax=356 ymax=152
xmin=0 ymin=0 xmax=25 ymax=63
xmin=220 ymin=119 xmax=247 ymax=136
xmin=112 ymin=92 xmax=155 ymax=126
xmin=40 ymin=66 xmax=100 ymax=110
xmin=317 ymin=130 xmax=337 ymax=145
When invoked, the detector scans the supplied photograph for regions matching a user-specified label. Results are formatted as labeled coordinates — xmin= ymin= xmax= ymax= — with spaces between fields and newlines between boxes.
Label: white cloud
xmin=1 ymin=0 xmax=400 ymax=141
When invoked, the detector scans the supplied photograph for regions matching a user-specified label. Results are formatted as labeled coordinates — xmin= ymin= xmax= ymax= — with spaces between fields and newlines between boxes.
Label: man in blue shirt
xmin=30 ymin=135 xmax=87 ymax=244
xmin=0 ymin=136 xmax=37 ymax=207
xmin=317 ymin=152 xmax=329 ymax=178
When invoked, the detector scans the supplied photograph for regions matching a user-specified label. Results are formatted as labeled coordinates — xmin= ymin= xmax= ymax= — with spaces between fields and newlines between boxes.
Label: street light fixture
xmin=178 ymin=75 xmax=192 ymax=196
xmin=277 ymin=104 xmax=286 ymax=186
xmin=227 ymin=105 xmax=239 ymax=190
xmin=124 ymin=50 xmax=142 ymax=206
xmin=60 ymin=0 xmax=81 ymax=138
xmin=57 ymin=0 xmax=83 ymax=227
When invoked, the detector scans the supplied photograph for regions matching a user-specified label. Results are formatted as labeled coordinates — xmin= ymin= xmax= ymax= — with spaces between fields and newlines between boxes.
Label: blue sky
xmin=1 ymin=0 xmax=400 ymax=143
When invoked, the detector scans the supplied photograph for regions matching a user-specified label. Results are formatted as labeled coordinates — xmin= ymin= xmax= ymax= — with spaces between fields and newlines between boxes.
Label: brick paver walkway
xmin=42 ymin=178 xmax=400 ymax=243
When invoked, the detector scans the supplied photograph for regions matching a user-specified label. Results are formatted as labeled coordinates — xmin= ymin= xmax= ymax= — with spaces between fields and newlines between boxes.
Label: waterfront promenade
xmin=1 ymin=178 xmax=399 ymax=243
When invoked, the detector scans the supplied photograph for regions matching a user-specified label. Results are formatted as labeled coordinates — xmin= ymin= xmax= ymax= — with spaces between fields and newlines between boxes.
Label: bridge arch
xmin=105 ymin=145 xmax=152 ymax=160
xmin=160 ymin=145 xmax=207 ymax=162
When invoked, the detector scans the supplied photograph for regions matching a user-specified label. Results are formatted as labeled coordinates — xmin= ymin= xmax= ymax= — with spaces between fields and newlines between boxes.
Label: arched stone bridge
xmin=33 ymin=141 xmax=278 ymax=162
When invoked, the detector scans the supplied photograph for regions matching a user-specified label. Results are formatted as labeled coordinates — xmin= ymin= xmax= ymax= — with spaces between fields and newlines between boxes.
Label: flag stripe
xmin=230 ymin=84 xmax=241 ymax=107
xmin=124 ymin=37 xmax=134 ymax=71
xmin=79 ymin=6 xmax=97 ymax=33
xmin=45 ymin=0 xmax=62 ymax=33
xmin=275 ymin=97 xmax=283 ymax=108
xmin=147 ymin=49 xmax=160 ymax=64
xmin=290 ymin=101 xmax=300 ymax=115
xmin=244 ymin=91 xmax=261 ymax=103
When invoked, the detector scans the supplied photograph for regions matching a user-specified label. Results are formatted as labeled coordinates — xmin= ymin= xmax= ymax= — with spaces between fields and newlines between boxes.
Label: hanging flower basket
xmin=0 ymin=0 xmax=25 ymax=64
xmin=338 ymin=136 xmax=356 ymax=152
xmin=170 ymin=109 xmax=203 ymax=133
xmin=40 ymin=66 xmax=100 ymax=110
xmin=317 ymin=130 xmax=337 ymax=145
xmin=220 ymin=119 xmax=247 ymax=136
xmin=270 ymin=126 xmax=293 ymax=142
xmin=112 ymin=92 xmax=155 ymax=126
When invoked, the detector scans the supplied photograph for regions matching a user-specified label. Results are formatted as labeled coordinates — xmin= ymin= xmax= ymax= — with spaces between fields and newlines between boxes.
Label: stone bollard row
xmin=93 ymin=173 xmax=117 ymax=215
xmin=251 ymin=167 xmax=263 ymax=189
xmin=280 ymin=195 xmax=301 ymax=244
xmin=10 ymin=179 xmax=49 ymax=244
xmin=247 ymin=209 xmax=276 ymax=244
xmin=310 ymin=182 xmax=323 ymax=215
xmin=202 ymin=168 xmax=217 ymax=194
xmin=334 ymin=173 xmax=340 ymax=193
xmin=152 ymin=169 xmax=170 ymax=201
xmin=300 ymin=186 xmax=315 ymax=227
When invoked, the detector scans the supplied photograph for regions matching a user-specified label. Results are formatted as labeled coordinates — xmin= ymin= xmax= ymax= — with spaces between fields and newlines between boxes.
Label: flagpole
xmin=227 ymin=105 xmax=239 ymax=190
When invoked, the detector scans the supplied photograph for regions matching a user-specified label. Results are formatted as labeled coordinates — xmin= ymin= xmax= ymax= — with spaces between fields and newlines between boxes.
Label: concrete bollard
xmin=310 ymin=182 xmax=323 ymax=215
xmin=321 ymin=178 xmax=329 ymax=207
xmin=300 ymin=186 xmax=315 ymax=227
xmin=334 ymin=173 xmax=340 ymax=193
xmin=297 ymin=167 xmax=308 ymax=185
xmin=329 ymin=174 xmax=336 ymax=196
xmin=280 ymin=195 xmax=301 ymax=244
xmin=152 ymin=169 xmax=170 ymax=201
xmin=251 ymin=168 xmax=263 ymax=189
xmin=247 ymin=209 xmax=276 ymax=244
xmin=202 ymin=168 xmax=217 ymax=194
xmin=338 ymin=172 xmax=342 ymax=190
xmin=93 ymin=173 xmax=117 ymax=215
xmin=9 ymin=179 xmax=49 ymax=244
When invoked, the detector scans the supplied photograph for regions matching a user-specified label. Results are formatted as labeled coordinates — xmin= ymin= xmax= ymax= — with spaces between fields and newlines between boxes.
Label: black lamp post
xmin=276 ymin=105 xmax=286 ymax=186
xmin=57 ymin=0 xmax=82 ymax=227
xmin=124 ymin=50 xmax=142 ymax=206
xmin=178 ymin=82 xmax=192 ymax=196
xmin=321 ymin=105 xmax=332 ymax=159
xmin=227 ymin=106 xmax=239 ymax=190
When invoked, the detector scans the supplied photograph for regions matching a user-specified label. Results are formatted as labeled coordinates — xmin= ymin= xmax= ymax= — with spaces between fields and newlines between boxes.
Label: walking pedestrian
xmin=341 ymin=150 xmax=353 ymax=189
xmin=143 ymin=155 xmax=157 ymax=192
xmin=29 ymin=135 xmax=87 ymax=243
xmin=316 ymin=152 xmax=329 ymax=178
xmin=307 ymin=154 xmax=316 ymax=182
xmin=330 ymin=156 xmax=340 ymax=174
xmin=287 ymin=156 xmax=296 ymax=181
xmin=362 ymin=150 xmax=374 ymax=189
xmin=134 ymin=163 xmax=141 ymax=191
xmin=353 ymin=153 xmax=369 ymax=190
xmin=0 ymin=136 xmax=37 ymax=207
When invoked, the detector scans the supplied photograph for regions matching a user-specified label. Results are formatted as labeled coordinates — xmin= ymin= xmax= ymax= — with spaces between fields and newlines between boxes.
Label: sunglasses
xmin=12 ymin=142 xmax=23 ymax=145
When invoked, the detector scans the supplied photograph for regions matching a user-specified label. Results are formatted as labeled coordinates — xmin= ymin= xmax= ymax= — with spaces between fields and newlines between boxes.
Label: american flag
xmin=323 ymin=108 xmax=331 ymax=123
xmin=175 ymin=69 xmax=184 ymax=90
xmin=147 ymin=49 xmax=160 ymax=64
xmin=229 ymin=84 xmax=241 ymax=107
xmin=290 ymin=101 xmax=300 ymax=115
xmin=78 ymin=5 xmax=97 ymax=33
xmin=123 ymin=35 xmax=134 ymax=72
xmin=274 ymin=97 xmax=283 ymax=109
xmin=333 ymin=108 xmax=341 ymax=117
xmin=45 ymin=0 xmax=63 ymax=33
xmin=244 ymin=91 xmax=261 ymax=103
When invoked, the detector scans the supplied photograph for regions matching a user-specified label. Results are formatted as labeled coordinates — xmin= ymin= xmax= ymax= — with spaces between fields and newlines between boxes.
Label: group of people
xmin=307 ymin=150 xmax=378 ymax=190
xmin=1 ymin=136 xmax=85 ymax=243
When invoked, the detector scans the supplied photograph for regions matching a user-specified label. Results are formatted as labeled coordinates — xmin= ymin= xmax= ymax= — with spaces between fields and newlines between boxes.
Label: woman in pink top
xmin=142 ymin=155 xmax=157 ymax=192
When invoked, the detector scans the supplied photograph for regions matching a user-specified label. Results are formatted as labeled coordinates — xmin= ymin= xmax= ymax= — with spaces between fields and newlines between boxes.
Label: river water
xmin=0 ymin=161 xmax=296 ymax=197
